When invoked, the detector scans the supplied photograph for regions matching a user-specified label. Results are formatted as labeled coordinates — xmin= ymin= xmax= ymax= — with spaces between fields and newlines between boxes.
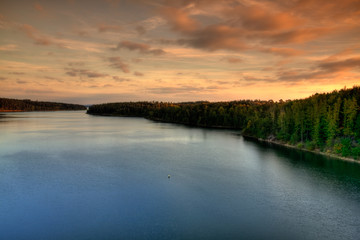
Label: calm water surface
xmin=0 ymin=111 xmax=359 ymax=240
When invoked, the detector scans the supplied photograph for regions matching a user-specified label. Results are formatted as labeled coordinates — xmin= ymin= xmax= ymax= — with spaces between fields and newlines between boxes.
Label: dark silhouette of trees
xmin=0 ymin=98 xmax=86 ymax=111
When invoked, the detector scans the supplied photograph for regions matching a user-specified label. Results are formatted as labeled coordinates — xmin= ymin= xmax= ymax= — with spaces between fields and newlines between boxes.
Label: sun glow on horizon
xmin=1 ymin=0 xmax=360 ymax=104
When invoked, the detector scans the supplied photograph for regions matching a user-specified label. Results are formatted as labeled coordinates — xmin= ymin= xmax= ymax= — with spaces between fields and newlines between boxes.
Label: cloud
xmin=148 ymin=86 xmax=204 ymax=94
xmin=112 ymin=41 xmax=166 ymax=55
xmin=88 ymin=84 xmax=114 ymax=88
xmin=0 ymin=77 xmax=7 ymax=81
xmin=242 ymin=75 xmax=274 ymax=83
xmin=179 ymin=24 xmax=247 ymax=51
xmin=68 ymin=62 xmax=85 ymax=67
xmin=132 ymin=58 xmax=143 ymax=63
xmin=76 ymin=30 xmax=89 ymax=37
xmin=65 ymin=68 xmax=108 ymax=78
xmin=104 ymin=0 xmax=122 ymax=7
xmin=19 ymin=24 xmax=55 ymax=46
xmin=157 ymin=0 xmax=356 ymax=53
xmin=108 ymin=57 xmax=130 ymax=73
xmin=34 ymin=2 xmax=44 ymax=12
xmin=113 ymin=76 xmax=131 ymax=82
xmin=223 ymin=57 xmax=242 ymax=63
xmin=136 ymin=25 xmax=146 ymax=35
xmin=97 ymin=24 xmax=122 ymax=32
xmin=318 ymin=57 xmax=360 ymax=72
xmin=9 ymin=72 xmax=25 ymax=75
xmin=44 ymin=76 xmax=63 ymax=82
xmin=159 ymin=7 xmax=200 ymax=33
xmin=276 ymin=57 xmax=360 ymax=82
xmin=258 ymin=47 xmax=304 ymax=57
xmin=265 ymin=27 xmax=333 ymax=44
xmin=16 ymin=80 xmax=27 ymax=84
xmin=291 ymin=0 xmax=360 ymax=23
xmin=227 ymin=5 xmax=302 ymax=31
xmin=0 ymin=44 xmax=18 ymax=51
xmin=134 ymin=71 xmax=144 ymax=76
xmin=276 ymin=70 xmax=329 ymax=82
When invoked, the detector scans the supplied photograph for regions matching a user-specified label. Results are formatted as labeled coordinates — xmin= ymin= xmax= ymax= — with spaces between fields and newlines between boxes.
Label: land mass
xmin=0 ymin=98 xmax=86 ymax=112
xmin=87 ymin=86 xmax=360 ymax=162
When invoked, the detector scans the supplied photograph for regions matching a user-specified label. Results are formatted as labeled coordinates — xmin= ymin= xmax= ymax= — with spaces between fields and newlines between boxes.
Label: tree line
xmin=0 ymin=98 xmax=86 ymax=111
xmin=87 ymin=86 xmax=360 ymax=159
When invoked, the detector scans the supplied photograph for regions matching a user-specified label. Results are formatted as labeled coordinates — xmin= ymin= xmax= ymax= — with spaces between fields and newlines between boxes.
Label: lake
xmin=0 ymin=111 xmax=359 ymax=240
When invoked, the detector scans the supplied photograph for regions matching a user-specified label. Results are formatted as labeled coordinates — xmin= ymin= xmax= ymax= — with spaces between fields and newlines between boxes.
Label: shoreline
xmin=245 ymin=136 xmax=359 ymax=164
xmin=88 ymin=112 xmax=359 ymax=164
xmin=0 ymin=109 xmax=86 ymax=112
xmin=0 ymin=110 xmax=24 ymax=112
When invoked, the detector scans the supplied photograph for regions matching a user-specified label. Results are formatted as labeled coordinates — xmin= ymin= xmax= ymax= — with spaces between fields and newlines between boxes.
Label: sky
xmin=0 ymin=0 xmax=359 ymax=104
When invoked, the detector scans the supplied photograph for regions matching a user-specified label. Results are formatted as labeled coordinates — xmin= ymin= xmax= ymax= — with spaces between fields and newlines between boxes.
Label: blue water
xmin=0 ymin=111 xmax=359 ymax=239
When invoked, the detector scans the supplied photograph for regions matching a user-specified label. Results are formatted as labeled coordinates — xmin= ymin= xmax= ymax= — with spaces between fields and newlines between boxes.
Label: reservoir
xmin=0 ymin=111 xmax=359 ymax=239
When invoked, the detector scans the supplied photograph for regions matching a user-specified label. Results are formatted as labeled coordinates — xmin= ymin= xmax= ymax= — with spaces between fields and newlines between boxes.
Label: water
xmin=0 ymin=111 xmax=359 ymax=240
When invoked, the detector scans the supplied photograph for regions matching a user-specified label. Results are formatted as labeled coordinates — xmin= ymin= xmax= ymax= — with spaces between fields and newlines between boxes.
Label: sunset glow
xmin=1 ymin=0 xmax=359 ymax=104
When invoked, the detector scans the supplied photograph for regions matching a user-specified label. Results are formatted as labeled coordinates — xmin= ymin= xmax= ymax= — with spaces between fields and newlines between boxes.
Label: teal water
xmin=0 ymin=111 xmax=359 ymax=240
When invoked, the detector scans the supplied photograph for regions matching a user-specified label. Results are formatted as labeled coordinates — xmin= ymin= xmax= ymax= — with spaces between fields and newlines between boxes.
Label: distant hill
xmin=0 ymin=98 xmax=86 ymax=111
xmin=87 ymin=86 xmax=360 ymax=160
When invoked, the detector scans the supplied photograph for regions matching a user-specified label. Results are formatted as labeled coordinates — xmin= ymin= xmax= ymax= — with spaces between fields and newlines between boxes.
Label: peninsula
xmin=88 ymin=86 xmax=360 ymax=161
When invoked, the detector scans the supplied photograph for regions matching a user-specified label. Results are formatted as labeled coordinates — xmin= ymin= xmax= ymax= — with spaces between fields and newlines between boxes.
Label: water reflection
xmin=0 ymin=112 xmax=359 ymax=240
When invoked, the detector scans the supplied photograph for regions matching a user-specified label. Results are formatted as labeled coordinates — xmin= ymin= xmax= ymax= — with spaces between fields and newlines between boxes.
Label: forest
xmin=88 ymin=86 xmax=360 ymax=160
xmin=0 ymin=98 xmax=86 ymax=111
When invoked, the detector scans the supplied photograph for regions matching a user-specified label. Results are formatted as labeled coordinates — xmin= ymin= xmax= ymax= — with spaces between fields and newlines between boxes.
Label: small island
xmin=0 ymin=98 xmax=86 ymax=112
xmin=88 ymin=86 xmax=360 ymax=161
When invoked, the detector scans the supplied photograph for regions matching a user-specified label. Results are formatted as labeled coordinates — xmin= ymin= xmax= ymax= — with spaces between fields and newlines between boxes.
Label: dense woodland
xmin=88 ymin=86 xmax=360 ymax=160
xmin=0 ymin=98 xmax=86 ymax=111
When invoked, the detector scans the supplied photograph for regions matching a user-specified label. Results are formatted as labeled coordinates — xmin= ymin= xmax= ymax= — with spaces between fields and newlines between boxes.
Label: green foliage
xmin=87 ymin=86 xmax=360 ymax=159
xmin=0 ymin=98 xmax=86 ymax=111
xmin=305 ymin=141 xmax=316 ymax=151
xmin=352 ymin=146 xmax=360 ymax=159
xmin=340 ymin=138 xmax=352 ymax=157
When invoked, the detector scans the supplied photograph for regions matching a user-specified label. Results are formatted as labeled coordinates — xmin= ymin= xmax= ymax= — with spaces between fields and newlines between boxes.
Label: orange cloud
xmin=0 ymin=44 xmax=18 ymax=51
xmin=293 ymin=0 xmax=360 ymax=23
xmin=266 ymin=27 xmax=333 ymax=44
xmin=227 ymin=5 xmax=303 ymax=31
xmin=159 ymin=7 xmax=200 ymax=33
